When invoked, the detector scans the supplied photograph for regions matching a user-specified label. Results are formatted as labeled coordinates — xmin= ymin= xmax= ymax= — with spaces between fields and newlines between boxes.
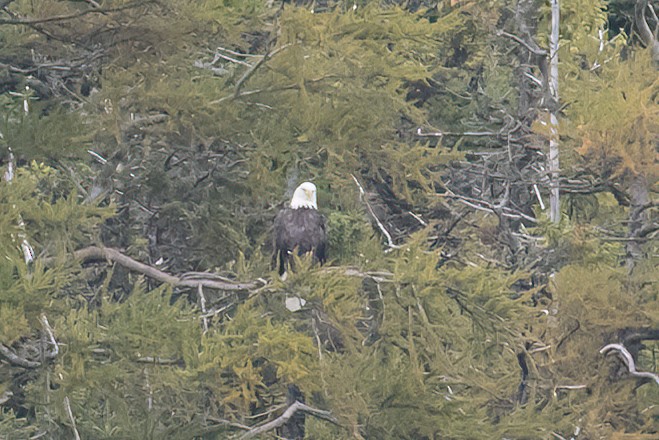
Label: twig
xmin=198 ymin=284 xmax=209 ymax=333
xmin=533 ymin=184 xmax=546 ymax=210
xmin=496 ymin=30 xmax=548 ymax=56
xmin=200 ymin=303 xmax=236 ymax=319
xmin=63 ymin=397 xmax=81 ymax=440
xmin=211 ymin=83 xmax=299 ymax=104
xmin=553 ymin=384 xmax=587 ymax=398
xmin=408 ymin=211 xmax=427 ymax=226
xmin=145 ymin=369 xmax=153 ymax=411
xmin=213 ymin=51 xmax=250 ymax=67
xmin=351 ymin=174 xmax=400 ymax=250
xmin=135 ymin=356 xmax=182 ymax=365
xmin=216 ymin=46 xmax=261 ymax=58
xmin=234 ymin=44 xmax=291 ymax=98
xmin=416 ymin=127 xmax=504 ymax=137
xmin=239 ymin=401 xmax=339 ymax=439
xmin=321 ymin=267 xmax=393 ymax=283
xmin=441 ymin=190 xmax=537 ymax=223
xmin=244 ymin=404 xmax=286 ymax=420
xmin=600 ymin=343 xmax=659 ymax=385
xmin=4 ymin=148 xmax=35 ymax=264
xmin=39 ymin=314 xmax=59 ymax=358
xmin=205 ymin=416 xmax=251 ymax=431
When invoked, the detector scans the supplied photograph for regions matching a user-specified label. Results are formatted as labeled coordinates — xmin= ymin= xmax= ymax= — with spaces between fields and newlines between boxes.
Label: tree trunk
xmin=548 ymin=0 xmax=560 ymax=223
xmin=625 ymin=174 xmax=651 ymax=273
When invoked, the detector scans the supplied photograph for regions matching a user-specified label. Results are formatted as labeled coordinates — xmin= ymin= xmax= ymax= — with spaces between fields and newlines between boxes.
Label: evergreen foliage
xmin=0 ymin=0 xmax=656 ymax=439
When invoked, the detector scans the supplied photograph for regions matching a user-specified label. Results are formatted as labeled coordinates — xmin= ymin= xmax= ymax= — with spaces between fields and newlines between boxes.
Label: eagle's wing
xmin=314 ymin=212 xmax=327 ymax=264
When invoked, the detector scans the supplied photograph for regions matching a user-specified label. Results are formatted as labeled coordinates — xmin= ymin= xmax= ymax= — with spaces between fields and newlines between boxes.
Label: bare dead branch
xmin=441 ymin=190 xmax=538 ymax=223
xmin=238 ymin=401 xmax=339 ymax=440
xmin=416 ymin=127 xmax=504 ymax=137
xmin=198 ymin=284 xmax=209 ymax=333
xmin=322 ymin=266 xmax=394 ymax=283
xmin=39 ymin=314 xmax=59 ymax=359
xmin=210 ymin=83 xmax=300 ymax=104
xmin=553 ymin=384 xmax=587 ymax=393
xmin=234 ymin=44 xmax=291 ymax=98
xmin=351 ymin=174 xmax=400 ymax=250
xmin=0 ymin=0 xmax=157 ymax=25
xmin=206 ymin=416 xmax=251 ymax=431
xmin=63 ymin=396 xmax=81 ymax=440
xmin=600 ymin=343 xmax=659 ymax=385
xmin=135 ymin=356 xmax=182 ymax=365
xmin=635 ymin=0 xmax=659 ymax=62
xmin=408 ymin=211 xmax=428 ymax=226
xmin=0 ymin=343 xmax=40 ymax=369
xmin=497 ymin=30 xmax=548 ymax=56
xmin=61 ymin=246 xmax=262 ymax=291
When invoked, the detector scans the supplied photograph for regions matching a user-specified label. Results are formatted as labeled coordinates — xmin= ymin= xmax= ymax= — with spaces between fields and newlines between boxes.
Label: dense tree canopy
xmin=0 ymin=0 xmax=656 ymax=439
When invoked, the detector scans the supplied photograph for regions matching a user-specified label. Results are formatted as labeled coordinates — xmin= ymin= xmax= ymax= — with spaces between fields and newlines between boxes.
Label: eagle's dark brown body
xmin=273 ymin=207 xmax=327 ymax=275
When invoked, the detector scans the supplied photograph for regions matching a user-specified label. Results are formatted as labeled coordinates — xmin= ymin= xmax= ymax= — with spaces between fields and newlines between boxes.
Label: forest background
xmin=0 ymin=0 xmax=657 ymax=439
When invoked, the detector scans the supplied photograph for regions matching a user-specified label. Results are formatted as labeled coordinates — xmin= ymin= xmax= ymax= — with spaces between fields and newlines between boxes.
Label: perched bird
xmin=273 ymin=182 xmax=327 ymax=277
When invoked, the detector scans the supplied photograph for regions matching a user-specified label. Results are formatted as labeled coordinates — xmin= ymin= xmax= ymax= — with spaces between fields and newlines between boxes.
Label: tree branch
xmin=351 ymin=174 xmax=400 ymax=250
xmin=233 ymin=44 xmax=291 ymax=98
xmin=441 ymin=190 xmax=537 ymax=223
xmin=497 ymin=30 xmax=548 ymax=56
xmin=238 ymin=401 xmax=339 ymax=439
xmin=635 ymin=0 xmax=659 ymax=62
xmin=0 ymin=343 xmax=41 ymax=369
xmin=62 ymin=246 xmax=262 ymax=291
xmin=600 ymin=343 xmax=659 ymax=385
xmin=0 ymin=0 xmax=157 ymax=25
xmin=63 ymin=396 xmax=81 ymax=440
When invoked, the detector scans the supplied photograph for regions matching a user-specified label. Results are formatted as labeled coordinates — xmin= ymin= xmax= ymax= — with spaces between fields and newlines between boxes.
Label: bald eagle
xmin=273 ymin=182 xmax=327 ymax=276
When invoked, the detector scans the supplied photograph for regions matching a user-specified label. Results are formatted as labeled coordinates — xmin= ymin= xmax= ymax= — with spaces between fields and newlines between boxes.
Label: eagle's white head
xmin=290 ymin=182 xmax=318 ymax=209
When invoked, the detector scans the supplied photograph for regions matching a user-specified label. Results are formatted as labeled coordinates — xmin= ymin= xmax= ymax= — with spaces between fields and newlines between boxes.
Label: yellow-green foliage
xmin=45 ymin=285 xmax=206 ymax=438
xmin=0 ymin=165 xmax=113 ymax=346
xmin=1 ymin=1 xmax=657 ymax=439
xmin=244 ymin=5 xmax=464 ymax=202
xmin=525 ymin=263 xmax=659 ymax=438
xmin=557 ymin=5 xmax=657 ymax=181
xmin=0 ymin=97 xmax=89 ymax=161
xmin=0 ymin=306 xmax=29 ymax=346
xmin=327 ymin=210 xmax=376 ymax=263
xmin=198 ymin=303 xmax=318 ymax=413
xmin=305 ymin=233 xmax=538 ymax=439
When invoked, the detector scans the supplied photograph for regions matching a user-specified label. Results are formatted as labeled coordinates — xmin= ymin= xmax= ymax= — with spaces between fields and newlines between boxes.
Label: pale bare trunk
xmin=548 ymin=0 xmax=560 ymax=223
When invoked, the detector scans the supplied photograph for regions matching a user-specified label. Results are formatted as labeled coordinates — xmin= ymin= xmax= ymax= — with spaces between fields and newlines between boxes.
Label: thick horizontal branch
xmin=239 ymin=401 xmax=339 ymax=439
xmin=0 ymin=343 xmax=41 ymax=369
xmin=69 ymin=246 xmax=262 ymax=291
